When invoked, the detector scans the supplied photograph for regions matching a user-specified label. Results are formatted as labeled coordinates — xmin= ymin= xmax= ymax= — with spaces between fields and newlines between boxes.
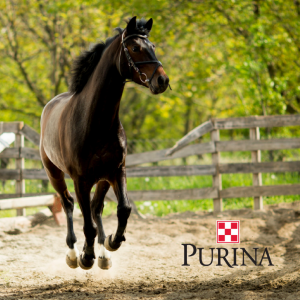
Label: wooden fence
xmin=1 ymin=115 xmax=300 ymax=215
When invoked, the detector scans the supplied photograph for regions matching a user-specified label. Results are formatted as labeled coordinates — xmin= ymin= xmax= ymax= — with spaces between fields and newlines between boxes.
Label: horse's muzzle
xmin=151 ymin=75 xmax=170 ymax=94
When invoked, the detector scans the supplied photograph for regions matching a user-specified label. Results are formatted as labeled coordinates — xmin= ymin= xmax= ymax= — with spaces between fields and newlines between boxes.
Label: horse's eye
xmin=132 ymin=46 xmax=140 ymax=52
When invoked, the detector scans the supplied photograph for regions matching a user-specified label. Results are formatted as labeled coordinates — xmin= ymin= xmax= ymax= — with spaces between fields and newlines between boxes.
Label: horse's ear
xmin=127 ymin=16 xmax=137 ymax=34
xmin=145 ymin=18 xmax=153 ymax=32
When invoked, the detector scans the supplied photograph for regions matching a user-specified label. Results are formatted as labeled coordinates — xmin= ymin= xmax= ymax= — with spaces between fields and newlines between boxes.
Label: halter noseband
xmin=118 ymin=31 xmax=166 ymax=89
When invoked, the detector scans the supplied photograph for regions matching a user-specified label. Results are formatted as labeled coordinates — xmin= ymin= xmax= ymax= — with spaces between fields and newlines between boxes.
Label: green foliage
xmin=0 ymin=0 xmax=300 ymax=137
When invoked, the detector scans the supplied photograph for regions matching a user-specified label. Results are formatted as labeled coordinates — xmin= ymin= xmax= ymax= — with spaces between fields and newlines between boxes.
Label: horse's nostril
xmin=165 ymin=77 xmax=169 ymax=86
xmin=157 ymin=75 xmax=164 ymax=86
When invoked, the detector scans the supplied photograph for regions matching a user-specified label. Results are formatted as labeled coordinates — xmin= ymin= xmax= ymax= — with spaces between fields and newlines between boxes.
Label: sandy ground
xmin=1 ymin=202 xmax=300 ymax=299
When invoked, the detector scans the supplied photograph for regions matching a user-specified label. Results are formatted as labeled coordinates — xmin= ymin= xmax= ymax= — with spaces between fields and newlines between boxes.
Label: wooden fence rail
xmin=1 ymin=161 xmax=300 ymax=180
xmin=0 ymin=115 xmax=300 ymax=214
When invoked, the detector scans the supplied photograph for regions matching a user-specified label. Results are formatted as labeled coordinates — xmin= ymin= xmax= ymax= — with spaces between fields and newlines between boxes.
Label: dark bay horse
xmin=40 ymin=17 xmax=169 ymax=270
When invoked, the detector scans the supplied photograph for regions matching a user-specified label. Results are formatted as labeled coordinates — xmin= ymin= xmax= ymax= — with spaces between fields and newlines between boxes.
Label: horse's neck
xmin=80 ymin=46 xmax=124 ymax=132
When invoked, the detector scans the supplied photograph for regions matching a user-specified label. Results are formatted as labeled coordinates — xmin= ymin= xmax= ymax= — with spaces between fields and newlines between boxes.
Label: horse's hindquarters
xmin=41 ymin=92 xmax=73 ymax=174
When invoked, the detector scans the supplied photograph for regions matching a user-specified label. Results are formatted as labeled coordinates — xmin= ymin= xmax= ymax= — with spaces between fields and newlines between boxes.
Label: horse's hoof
xmin=66 ymin=255 xmax=79 ymax=269
xmin=98 ymin=257 xmax=112 ymax=270
xmin=104 ymin=234 xmax=122 ymax=252
xmin=78 ymin=253 xmax=94 ymax=270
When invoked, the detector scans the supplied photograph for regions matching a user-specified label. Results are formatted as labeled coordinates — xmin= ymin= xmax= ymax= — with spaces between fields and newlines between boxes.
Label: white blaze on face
xmin=99 ymin=244 xmax=111 ymax=259
xmin=66 ymin=243 xmax=79 ymax=260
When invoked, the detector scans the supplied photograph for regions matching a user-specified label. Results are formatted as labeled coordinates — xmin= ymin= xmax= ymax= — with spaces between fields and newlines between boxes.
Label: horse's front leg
xmin=91 ymin=181 xmax=112 ymax=270
xmin=74 ymin=179 xmax=97 ymax=270
xmin=105 ymin=166 xmax=132 ymax=251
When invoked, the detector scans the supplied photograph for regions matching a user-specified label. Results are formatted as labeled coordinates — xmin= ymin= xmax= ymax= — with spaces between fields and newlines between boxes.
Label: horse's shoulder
xmin=44 ymin=92 xmax=73 ymax=112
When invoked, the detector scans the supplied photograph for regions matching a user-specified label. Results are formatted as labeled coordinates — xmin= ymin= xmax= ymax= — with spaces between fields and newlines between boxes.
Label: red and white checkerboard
xmin=216 ymin=220 xmax=240 ymax=243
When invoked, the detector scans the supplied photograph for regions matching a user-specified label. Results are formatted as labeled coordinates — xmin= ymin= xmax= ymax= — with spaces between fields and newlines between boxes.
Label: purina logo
xmin=182 ymin=220 xmax=274 ymax=268
xmin=216 ymin=220 xmax=240 ymax=244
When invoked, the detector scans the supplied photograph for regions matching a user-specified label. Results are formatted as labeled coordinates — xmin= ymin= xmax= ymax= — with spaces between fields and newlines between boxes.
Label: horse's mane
xmin=69 ymin=18 xmax=151 ymax=94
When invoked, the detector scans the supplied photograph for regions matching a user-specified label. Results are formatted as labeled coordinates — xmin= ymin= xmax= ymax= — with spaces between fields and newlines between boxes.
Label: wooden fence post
xmin=250 ymin=127 xmax=263 ymax=210
xmin=211 ymin=129 xmax=222 ymax=213
xmin=15 ymin=122 xmax=25 ymax=216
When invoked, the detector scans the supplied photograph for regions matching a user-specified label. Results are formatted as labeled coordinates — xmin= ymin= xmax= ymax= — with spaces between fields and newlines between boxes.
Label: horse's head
xmin=118 ymin=16 xmax=170 ymax=94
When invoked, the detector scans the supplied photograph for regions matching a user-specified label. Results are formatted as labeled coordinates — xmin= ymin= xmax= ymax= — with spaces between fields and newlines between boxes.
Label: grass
xmin=1 ymin=172 xmax=300 ymax=218
xmin=127 ymin=172 xmax=300 ymax=216
xmin=1 ymin=150 xmax=300 ymax=218
xmin=0 ymin=206 xmax=48 ymax=218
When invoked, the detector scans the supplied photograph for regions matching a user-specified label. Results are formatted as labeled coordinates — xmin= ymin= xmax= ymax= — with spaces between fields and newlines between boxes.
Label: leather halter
xmin=118 ymin=31 xmax=167 ymax=89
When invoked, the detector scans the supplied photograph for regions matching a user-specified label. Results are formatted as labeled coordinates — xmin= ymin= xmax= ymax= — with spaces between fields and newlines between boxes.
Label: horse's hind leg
xmin=91 ymin=181 xmax=112 ymax=270
xmin=74 ymin=179 xmax=97 ymax=270
xmin=40 ymin=146 xmax=79 ymax=268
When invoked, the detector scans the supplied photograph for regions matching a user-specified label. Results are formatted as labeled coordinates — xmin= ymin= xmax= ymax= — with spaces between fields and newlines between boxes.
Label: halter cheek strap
xmin=118 ymin=32 xmax=171 ymax=90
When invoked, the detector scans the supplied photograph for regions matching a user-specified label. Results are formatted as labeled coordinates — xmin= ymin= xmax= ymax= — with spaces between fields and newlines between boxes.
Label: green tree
xmin=0 ymin=0 xmax=299 ymax=140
